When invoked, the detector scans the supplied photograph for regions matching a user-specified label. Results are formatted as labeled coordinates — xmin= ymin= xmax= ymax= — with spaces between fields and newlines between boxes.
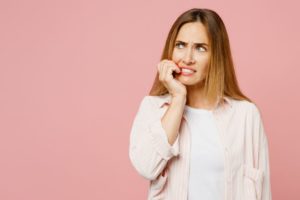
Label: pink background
xmin=0 ymin=0 xmax=299 ymax=199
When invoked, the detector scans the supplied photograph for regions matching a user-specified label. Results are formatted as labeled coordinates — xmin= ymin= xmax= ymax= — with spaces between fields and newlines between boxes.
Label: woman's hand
xmin=157 ymin=59 xmax=187 ymax=97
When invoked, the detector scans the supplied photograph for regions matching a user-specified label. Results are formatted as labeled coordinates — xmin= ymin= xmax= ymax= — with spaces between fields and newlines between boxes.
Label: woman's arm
xmin=252 ymin=104 xmax=272 ymax=200
xmin=259 ymin=132 xmax=272 ymax=200
xmin=161 ymin=95 xmax=186 ymax=145
xmin=129 ymin=95 xmax=185 ymax=180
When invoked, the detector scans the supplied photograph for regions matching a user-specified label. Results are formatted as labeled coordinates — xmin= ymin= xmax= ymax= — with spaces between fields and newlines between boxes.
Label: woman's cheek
xmin=173 ymin=51 xmax=184 ymax=59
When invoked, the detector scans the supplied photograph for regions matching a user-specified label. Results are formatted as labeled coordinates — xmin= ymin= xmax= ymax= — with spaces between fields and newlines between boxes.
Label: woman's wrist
xmin=171 ymin=94 xmax=187 ymax=106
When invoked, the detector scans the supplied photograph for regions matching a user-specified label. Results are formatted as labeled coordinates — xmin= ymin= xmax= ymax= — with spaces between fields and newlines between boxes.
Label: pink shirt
xmin=129 ymin=93 xmax=272 ymax=200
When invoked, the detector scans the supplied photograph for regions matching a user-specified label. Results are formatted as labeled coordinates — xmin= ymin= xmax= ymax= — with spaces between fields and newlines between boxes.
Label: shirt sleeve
xmin=129 ymin=96 xmax=180 ymax=181
xmin=252 ymin=104 xmax=272 ymax=200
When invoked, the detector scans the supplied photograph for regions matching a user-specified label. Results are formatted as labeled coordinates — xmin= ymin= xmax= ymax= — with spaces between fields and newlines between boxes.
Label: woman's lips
xmin=179 ymin=68 xmax=196 ymax=76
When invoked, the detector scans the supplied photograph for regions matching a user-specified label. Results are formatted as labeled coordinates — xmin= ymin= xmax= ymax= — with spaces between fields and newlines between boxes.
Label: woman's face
xmin=172 ymin=22 xmax=211 ymax=86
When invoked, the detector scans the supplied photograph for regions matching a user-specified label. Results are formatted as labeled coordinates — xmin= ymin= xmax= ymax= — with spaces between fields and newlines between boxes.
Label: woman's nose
xmin=183 ymin=48 xmax=195 ymax=64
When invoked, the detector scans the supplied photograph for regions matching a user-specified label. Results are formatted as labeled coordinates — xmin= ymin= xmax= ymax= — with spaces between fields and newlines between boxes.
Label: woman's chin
xmin=177 ymin=78 xmax=195 ymax=85
xmin=177 ymin=76 xmax=205 ymax=86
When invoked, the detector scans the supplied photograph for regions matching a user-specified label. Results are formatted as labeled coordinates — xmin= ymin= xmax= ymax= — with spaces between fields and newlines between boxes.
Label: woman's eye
xmin=175 ymin=43 xmax=184 ymax=48
xmin=197 ymin=46 xmax=206 ymax=52
xmin=175 ymin=43 xmax=206 ymax=52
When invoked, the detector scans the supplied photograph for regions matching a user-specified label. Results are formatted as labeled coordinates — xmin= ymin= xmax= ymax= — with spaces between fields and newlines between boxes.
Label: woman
xmin=129 ymin=8 xmax=272 ymax=200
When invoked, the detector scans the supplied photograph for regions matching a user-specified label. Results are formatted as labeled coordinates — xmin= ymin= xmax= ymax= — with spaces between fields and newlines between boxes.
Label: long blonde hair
xmin=149 ymin=8 xmax=252 ymax=103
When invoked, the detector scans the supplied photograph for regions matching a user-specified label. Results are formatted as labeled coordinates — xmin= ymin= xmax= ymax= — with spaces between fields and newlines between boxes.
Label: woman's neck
xmin=186 ymin=83 xmax=217 ymax=110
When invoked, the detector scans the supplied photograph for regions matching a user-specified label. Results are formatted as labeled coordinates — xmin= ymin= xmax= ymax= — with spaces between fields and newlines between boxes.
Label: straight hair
xmin=149 ymin=8 xmax=252 ymax=104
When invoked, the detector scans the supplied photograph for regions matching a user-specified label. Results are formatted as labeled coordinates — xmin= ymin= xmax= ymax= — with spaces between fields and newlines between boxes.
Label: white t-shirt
xmin=184 ymin=105 xmax=225 ymax=200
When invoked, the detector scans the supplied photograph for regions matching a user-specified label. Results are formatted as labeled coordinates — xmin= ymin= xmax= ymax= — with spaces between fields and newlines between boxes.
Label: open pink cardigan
xmin=129 ymin=93 xmax=272 ymax=200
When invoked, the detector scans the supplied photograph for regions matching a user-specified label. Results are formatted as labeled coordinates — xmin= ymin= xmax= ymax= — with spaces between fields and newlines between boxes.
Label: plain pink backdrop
xmin=0 ymin=0 xmax=299 ymax=199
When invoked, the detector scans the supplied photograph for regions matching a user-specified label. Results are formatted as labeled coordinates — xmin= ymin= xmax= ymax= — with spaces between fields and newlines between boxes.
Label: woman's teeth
xmin=181 ymin=68 xmax=195 ymax=74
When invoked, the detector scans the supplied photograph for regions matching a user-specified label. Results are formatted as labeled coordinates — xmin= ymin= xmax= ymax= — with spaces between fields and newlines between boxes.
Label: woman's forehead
xmin=176 ymin=22 xmax=209 ymax=43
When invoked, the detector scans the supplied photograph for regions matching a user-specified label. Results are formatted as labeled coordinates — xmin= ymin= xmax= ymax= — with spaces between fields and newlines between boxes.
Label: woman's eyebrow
xmin=175 ymin=40 xmax=208 ymax=46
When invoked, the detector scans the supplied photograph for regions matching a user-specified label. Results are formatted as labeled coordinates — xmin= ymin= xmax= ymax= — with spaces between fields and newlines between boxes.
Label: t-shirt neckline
xmin=184 ymin=105 xmax=213 ymax=114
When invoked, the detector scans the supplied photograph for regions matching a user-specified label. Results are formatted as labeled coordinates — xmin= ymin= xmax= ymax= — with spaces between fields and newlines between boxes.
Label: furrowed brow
xmin=175 ymin=40 xmax=208 ymax=46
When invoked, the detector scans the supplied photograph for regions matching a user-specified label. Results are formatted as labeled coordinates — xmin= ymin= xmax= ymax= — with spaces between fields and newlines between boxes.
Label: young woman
xmin=129 ymin=8 xmax=272 ymax=200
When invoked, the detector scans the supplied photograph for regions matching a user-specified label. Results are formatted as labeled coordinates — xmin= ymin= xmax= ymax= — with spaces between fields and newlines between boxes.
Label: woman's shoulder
xmin=230 ymin=97 xmax=262 ymax=118
xmin=141 ymin=93 xmax=172 ymax=108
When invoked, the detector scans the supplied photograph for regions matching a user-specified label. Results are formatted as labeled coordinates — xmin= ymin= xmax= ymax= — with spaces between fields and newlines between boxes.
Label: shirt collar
xmin=158 ymin=93 xmax=233 ymax=109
